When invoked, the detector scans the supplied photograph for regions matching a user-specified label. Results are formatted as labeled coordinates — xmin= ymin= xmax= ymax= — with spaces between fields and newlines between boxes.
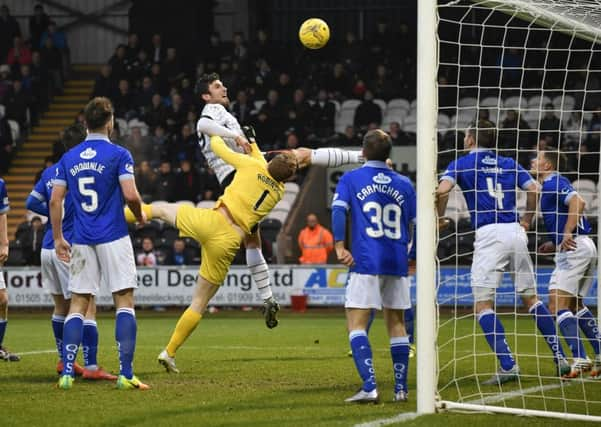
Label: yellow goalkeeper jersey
xmin=211 ymin=136 xmax=284 ymax=234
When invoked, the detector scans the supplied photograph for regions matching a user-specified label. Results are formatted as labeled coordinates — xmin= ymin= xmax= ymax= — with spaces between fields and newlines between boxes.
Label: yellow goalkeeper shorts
xmin=175 ymin=205 xmax=242 ymax=285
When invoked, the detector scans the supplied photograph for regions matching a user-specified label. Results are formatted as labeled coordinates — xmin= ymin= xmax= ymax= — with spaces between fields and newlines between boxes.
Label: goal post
xmin=417 ymin=0 xmax=601 ymax=421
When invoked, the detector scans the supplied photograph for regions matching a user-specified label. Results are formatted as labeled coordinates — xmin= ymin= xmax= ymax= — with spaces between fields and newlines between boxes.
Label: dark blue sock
xmin=115 ymin=308 xmax=137 ymax=379
xmin=82 ymin=320 xmax=98 ymax=368
xmin=0 ymin=319 xmax=6 ymax=346
xmin=558 ymin=309 xmax=587 ymax=360
xmin=349 ymin=330 xmax=376 ymax=392
xmin=405 ymin=307 xmax=415 ymax=344
xmin=365 ymin=309 xmax=376 ymax=335
xmin=478 ymin=309 xmax=515 ymax=371
xmin=62 ymin=314 xmax=84 ymax=377
xmin=390 ymin=336 xmax=410 ymax=393
xmin=577 ymin=307 xmax=601 ymax=355
xmin=51 ymin=315 xmax=65 ymax=359
xmin=529 ymin=301 xmax=566 ymax=363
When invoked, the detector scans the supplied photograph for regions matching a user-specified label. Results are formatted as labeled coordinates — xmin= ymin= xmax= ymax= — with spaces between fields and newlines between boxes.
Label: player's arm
xmin=121 ymin=179 xmax=145 ymax=224
xmin=26 ymin=179 xmax=49 ymax=216
xmin=197 ymin=115 xmax=250 ymax=153
xmin=436 ymin=179 xmax=453 ymax=217
xmin=0 ymin=184 xmax=9 ymax=265
xmin=517 ymin=163 xmax=539 ymax=231
xmin=50 ymin=183 xmax=70 ymax=262
xmin=331 ymin=178 xmax=354 ymax=267
xmin=291 ymin=147 xmax=362 ymax=169
xmin=210 ymin=135 xmax=262 ymax=169
xmin=560 ymin=192 xmax=586 ymax=251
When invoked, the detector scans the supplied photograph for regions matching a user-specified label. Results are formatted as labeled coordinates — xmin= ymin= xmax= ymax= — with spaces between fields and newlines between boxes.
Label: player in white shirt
xmin=196 ymin=73 xmax=363 ymax=328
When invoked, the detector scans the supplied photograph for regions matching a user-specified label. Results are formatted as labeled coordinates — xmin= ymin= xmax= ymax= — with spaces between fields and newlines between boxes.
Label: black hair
xmin=195 ymin=73 xmax=220 ymax=95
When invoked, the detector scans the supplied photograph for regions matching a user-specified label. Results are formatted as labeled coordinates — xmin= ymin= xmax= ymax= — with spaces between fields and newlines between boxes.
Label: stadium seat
xmin=480 ymin=97 xmax=503 ymax=108
xmin=382 ymin=113 xmax=404 ymax=130
xmin=282 ymin=191 xmax=297 ymax=206
xmin=175 ymin=200 xmax=195 ymax=207
xmin=274 ymin=199 xmax=291 ymax=212
xmin=586 ymin=196 xmax=599 ymax=217
xmin=410 ymin=99 xmax=418 ymax=110
xmin=340 ymin=99 xmax=361 ymax=113
xmin=503 ymin=96 xmax=526 ymax=109
xmin=254 ymin=100 xmax=266 ymax=112
xmin=458 ymin=97 xmax=478 ymax=108
xmin=437 ymin=114 xmax=451 ymax=133
xmin=402 ymin=115 xmax=416 ymax=134
xmin=267 ymin=209 xmax=287 ymax=224
xmin=330 ymin=99 xmax=341 ymax=115
xmin=25 ymin=210 xmax=47 ymax=224
xmin=115 ymin=118 xmax=128 ymax=135
xmin=516 ymin=190 xmax=527 ymax=212
xmin=127 ymin=119 xmax=149 ymax=136
xmin=0 ymin=104 xmax=4 ymax=117
xmin=387 ymin=98 xmax=411 ymax=112
xmin=527 ymin=95 xmax=552 ymax=109
xmin=335 ymin=110 xmax=355 ymax=133
xmin=573 ymin=179 xmax=596 ymax=194
xmin=552 ymin=94 xmax=576 ymax=112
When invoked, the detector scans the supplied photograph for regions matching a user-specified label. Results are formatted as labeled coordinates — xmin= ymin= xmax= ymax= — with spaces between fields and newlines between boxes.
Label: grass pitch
xmin=1 ymin=309 xmax=599 ymax=426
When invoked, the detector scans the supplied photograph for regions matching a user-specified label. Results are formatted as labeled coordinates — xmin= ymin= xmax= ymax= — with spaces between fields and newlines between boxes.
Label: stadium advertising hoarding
xmin=3 ymin=265 xmax=597 ymax=307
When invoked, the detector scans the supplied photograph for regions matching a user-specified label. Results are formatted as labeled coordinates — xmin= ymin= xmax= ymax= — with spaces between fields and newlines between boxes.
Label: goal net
xmin=432 ymin=0 xmax=601 ymax=421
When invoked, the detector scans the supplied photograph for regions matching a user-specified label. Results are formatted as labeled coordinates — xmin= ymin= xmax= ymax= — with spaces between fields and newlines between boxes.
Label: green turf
xmin=0 ymin=310 xmax=599 ymax=426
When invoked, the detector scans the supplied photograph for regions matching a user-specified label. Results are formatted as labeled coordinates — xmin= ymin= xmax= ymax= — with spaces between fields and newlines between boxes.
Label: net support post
xmin=416 ymin=0 xmax=438 ymax=415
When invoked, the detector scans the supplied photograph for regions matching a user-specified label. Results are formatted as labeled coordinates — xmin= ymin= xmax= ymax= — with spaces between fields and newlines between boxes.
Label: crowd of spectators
xmin=93 ymin=24 xmax=414 ymax=202
xmin=0 ymin=4 xmax=70 ymax=173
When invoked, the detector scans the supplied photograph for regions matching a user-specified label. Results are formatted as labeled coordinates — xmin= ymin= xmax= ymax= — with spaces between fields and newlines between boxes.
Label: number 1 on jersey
xmin=486 ymin=177 xmax=504 ymax=209
xmin=254 ymin=190 xmax=269 ymax=211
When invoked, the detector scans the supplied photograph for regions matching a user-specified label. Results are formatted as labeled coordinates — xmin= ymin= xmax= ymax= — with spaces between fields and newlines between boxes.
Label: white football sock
xmin=246 ymin=248 xmax=273 ymax=300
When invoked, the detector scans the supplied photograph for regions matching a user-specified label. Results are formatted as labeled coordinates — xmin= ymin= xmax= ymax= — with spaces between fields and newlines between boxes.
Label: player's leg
xmin=0 ymin=283 xmax=19 ymax=361
xmin=81 ymin=298 xmax=117 ymax=380
xmin=96 ymin=235 xmax=148 ymax=389
xmin=244 ymin=230 xmax=279 ymax=328
xmin=471 ymin=226 xmax=518 ymax=385
xmin=58 ymin=292 xmax=92 ymax=389
xmin=344 ymin=273 xmax=380 ymax=403
xmin=293 ymin=147 xmax=363 ymax=169
xmin=382 ymin=276 xmax=411 ymax=402
xmin=512 ymin=224 xmax=567 ymax=371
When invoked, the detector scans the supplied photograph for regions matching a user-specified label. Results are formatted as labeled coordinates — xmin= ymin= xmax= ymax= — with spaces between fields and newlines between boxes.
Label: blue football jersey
xmin=441 ymin=149 xmax=536 ymax=229
xmin=0 ymin=178 xmax=9 ymax=214
xmin=30 ymin=166 xmax=76 ymax=249
xmin=332 ymin=161 xmax=416 ymax=276
xmin=55 ymin=134 xmax=134 ymax=244
xmin=540 ymin=172 xmax=591 ymax=245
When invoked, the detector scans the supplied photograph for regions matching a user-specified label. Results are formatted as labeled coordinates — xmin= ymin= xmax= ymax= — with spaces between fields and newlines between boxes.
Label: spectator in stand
xmin=339 ymin=32 xmax=363 ymax=74
xmin=275 ymin=72 xmax=294 ymax=105
xmin=0 ymin=6 xmax=21 ymax=62
xmin=438 ymin=75 xmax=457 ymax=115
xmin=163 ymin=47 xmax=183 ymax=85
xmin=388 ymin=121 xmax=409 ymax=145
xmin=0 ymin=65 xmax=11 ymax=101
xmin=232 ymin=90 xmax=252 ymax=126
xmin=113 ymin=79 xmax=136 ymax=120
xmin=285 ymin=88 xmax=313 ymax=138
xmin=136 ymin=237 xmax=157 ymax=267
xmin=539 ymin=102 xmax=561 ymax=145
xmin=298 ymin=213 xmax=334 ymax=264
xmin=134 ymin=76 xmax=155 ymax=114
xmin=199 ymin=167 xmax=220 ymax=201
xmin=335 ymin=125 xmax=361 ymax=146
xmin=232 ymin=32 xmax=249 ymax=67
xmin=92 ymin=64 xmax=116 ymax=99
xmin=250 ymin=29 xmax=278 ymax=68
xmin=145 ymin=93 xmax=167 ymax=129
xmin=354 ymin=90 xmax=382 ymax=131
xmin=326 ymin=63 xmax=351 ymax=99
xmin=156 ymin=160 xmax=176 ymax=202
xmin=127 ymin=49 xmax=151 ymax=85
xmin=125 ymin=33 xmax=140 ymax=64
xmin=165 ymin=93 xmax=187 ymax=134
xmin=34 ymin=155 xmax=53 ymax=182
xmin=7 ymin=36 xmax=32 ymax=70
xmin=257 ymin=89 xmax=284 ymax=146
xmin=23 ymin=216 xmax=44 ymax=266
xmin=253 ymin=58 xmax=273 ymax=99
xmin=498 ymin=109 xmax=535 ymax=165
xmin=179 ymin=77 xmax=196 ymax=111
xmin=165 ymin=238 xmax=191 ymax=266
xmin=19 ymin=65 xmax=38 ymax=125
xmin=40 ymin=21 xmax=69 ymax=76
xmin=371 ymin=64 xmax=396 ymax=101
xmin=30 ymin=51 xmax=49 ymax=108
xmin=312 ymin=88 xmax=336 ymax=137
xmin=29 ymin=4 xmax=50 ymax=49
xmin=369 ymin=21 xmax=394 ymax=63
xmin=123 ymin=126 xmax=151 ymax=163
xmin=174 ymin=159 xmax=201 ymax=202
xmin=168 ymin=123 xmax=197 ymax=163
xmin=134 ymin=159 xmax=158 ymax=199
xmin=40 ymin=37 xmax=63 ymax=94
xmin=109 ymin=44 xmax=128 ymax=81
xmin=205 ymin=32 xmax=223 ymax=64
xmin=0 ymin=109 xmax=13 ymax=173
xmin=5 ymin=80 xmax=30 ymax=130
xmin=150 ymin=33 xmax=165 ymax=64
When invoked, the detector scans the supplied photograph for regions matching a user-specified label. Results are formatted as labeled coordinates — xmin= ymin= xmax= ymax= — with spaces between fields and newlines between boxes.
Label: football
xmin=299 ymin=18 xmax=330 ymax=49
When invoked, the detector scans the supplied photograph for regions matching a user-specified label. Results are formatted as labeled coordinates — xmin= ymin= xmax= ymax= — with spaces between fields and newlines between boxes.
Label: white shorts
xmin=549 ymin=235 xmax=597 ymax=297
xmin=41 ymin=248 xmax=70 ymax=298
xmin=471 ymin=222 xmax=535 ymax=292
xmin=0 ymin=269 xmax=5 ymax=290
xmin=345 ymin=273 xmax=411 ymax=310
xmin=69 ymin=236 xmax=137 ymax=295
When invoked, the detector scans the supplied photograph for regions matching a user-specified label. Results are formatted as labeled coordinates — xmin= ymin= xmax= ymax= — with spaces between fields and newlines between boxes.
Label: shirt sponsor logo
xmin=482 ymin=155 xmax=497 ymax=166
xmin=80 ymin=148 xmax=97 ymax=160
xmin=372 ymin=172 xmax=392 ymax=185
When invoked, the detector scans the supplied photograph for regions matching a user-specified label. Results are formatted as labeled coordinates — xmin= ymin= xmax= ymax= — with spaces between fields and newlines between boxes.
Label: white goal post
xmin=416 ymin=0 xmax=601 ymax=421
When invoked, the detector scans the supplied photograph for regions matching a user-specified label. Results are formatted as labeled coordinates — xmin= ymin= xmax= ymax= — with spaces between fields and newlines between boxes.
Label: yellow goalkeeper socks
xmin=166 ymin=308 xmax=202 ymax=357
xmin=123 ymin=204 xmax=153 ymax=223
